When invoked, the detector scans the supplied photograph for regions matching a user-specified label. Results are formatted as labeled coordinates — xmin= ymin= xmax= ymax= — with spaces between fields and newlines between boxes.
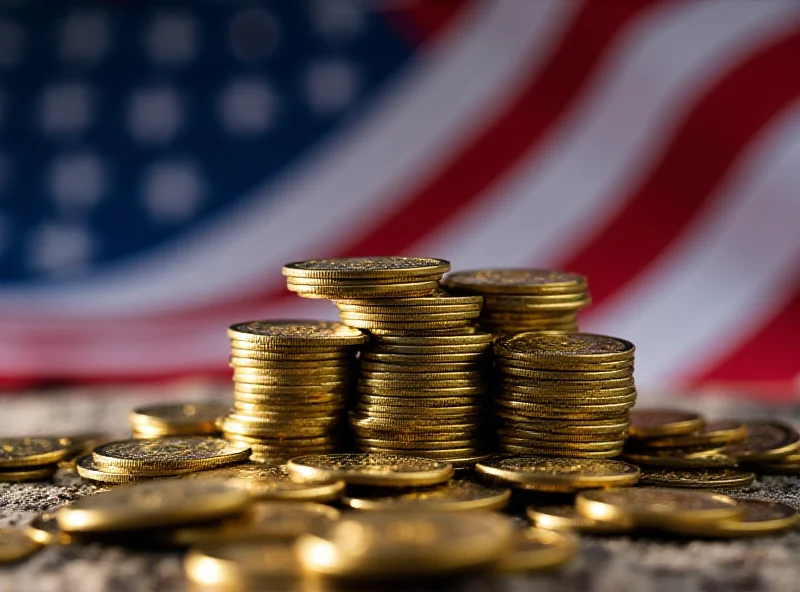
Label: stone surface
xmin=1 ymin=385 xmax=799 ymax=592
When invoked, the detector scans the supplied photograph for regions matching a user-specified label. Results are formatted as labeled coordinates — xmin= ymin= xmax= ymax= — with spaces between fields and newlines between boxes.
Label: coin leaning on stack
xmin=223 ymin=320 xmax=367 ymax=463
xmin=493 ymin=332 xmax=636 ymax=458
xmin=441 ymin=269 xmax=591 ymax=335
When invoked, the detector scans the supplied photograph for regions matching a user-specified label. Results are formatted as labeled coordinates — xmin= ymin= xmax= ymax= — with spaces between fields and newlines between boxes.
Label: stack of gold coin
xmin=0 ymin=437 xmax=73 ymax=483
xmin=351 ymin=333 xmax=494 ymax=468
xmin=441 ymin=269 xmax=590 ymax=334
xmin=493 ymin=333 xmax=636 ymax=458
xmin=282 ymin=256 xmax=450 ymax=300
xmin=129 ymin=402 xmax=229 ymax=439
xmin=223 ymin=320 xmax=367 ymax=463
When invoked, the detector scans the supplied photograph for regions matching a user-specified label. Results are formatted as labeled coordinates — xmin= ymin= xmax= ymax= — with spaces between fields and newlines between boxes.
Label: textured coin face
xmin=495 ymin=333 xmax=634 ymax=360
xmin=638 ymin=468 xmax=755 ymax=489
xmin=185 ymin=540 xmax=299 ymax=587
xmin=723 ymin=421 xmax=800 ymax=462
xmin=476 ymin=455 xmax=639 ymax=492
xmin=283 ymin=257 xmax=450 ymax=278
xmin=344 ymin=480 xmax=510 ymax=512
xmin=526 ymin=505 xmax=634 ymax=534
xmin=228 ymin=320 xmax=367 ymax=346
xmin=629 ymin=409 xmax=704 ymax=439
xmin=576 ymin=487 xmax=741 ymax=527
xmin=287 ymin=453 xmax=454 ymax=487
xmin=92 ymin=437 xmax=251 ymax=470
xmin=0 ymin=528 xmax=41 ymax=563
xmin=494 ymin=528 xmax=579 ymax=572
xmin=0 ymin=437 xmax=71 ymax=468
xmin=296 ymin=511 xmax=513 ymax=577
xmin=442 ymin=269 xmax=586 ymax=294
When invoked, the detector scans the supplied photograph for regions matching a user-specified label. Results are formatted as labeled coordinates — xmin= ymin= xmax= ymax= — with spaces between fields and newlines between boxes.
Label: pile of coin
xmin=0 ymin=437 xmax=74 ymax=483
xmin=493 ymin=332 xmax=636 ymax=458
xmin=222 ymin=321 xmax=367 ymax=463
xmin=441 ymin=269 xmax=590 ymax=334
xmin=282 ymin=256 xmax=450 ymax=300
xmin=129 ymin=402 xmax=229 ymax=438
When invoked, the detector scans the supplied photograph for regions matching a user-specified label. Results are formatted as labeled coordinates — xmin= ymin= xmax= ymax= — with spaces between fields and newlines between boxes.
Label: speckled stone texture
xmin=1 ymin=384 xmax=800 ymax=592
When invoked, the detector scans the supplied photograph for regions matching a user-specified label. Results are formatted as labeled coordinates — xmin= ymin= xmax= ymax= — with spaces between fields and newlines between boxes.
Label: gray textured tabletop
xmin=1 ymin=384 xmax=799 ymax=592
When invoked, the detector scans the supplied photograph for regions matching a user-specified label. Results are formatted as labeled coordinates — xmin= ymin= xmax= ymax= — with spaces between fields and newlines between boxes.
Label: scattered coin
xmin=527 ymin=505 xmax=634 ymax=535
xmin=0 ymin=529 xmax=41 ymax=563
xmin=0 ymin=465 xmax=57 ymax=482
xmin=623 ymin=450 xmax=738 ymax=470
xmin=0 ymin=437 xmax=72 ymax=468
xmin=287 ymin=453 xmax=454 ymax=488
xmin=628 ymin=409 xmax=704 ymax=439
xmin=91 ymin=437 xmax=251 ymax=472
xmin=493 ymin=528 xmax=579 ymax=572
xmin=641 ymin=421 xmax=748 ymax=449
xmin=185 ymin=540 xmax=299 ymax=589
xmin=637 ymin=468 xmax=755 ymax=489
xmin=343 ymin=479 xmax=511 ymax=512
xmin=661 ymin=499 xmax=800 ymax=538
xmin=723 ymin=421 xmax=800 ymax=463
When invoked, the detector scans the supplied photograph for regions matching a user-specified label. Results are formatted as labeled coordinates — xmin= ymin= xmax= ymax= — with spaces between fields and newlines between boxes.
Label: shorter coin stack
xmin=222 ymin=321 xmax=367 ymax=463
xmin=130 ymin=402 xmax=229 ymax=439
xmin=283 ymin=256 xmax=451 ymax=300
xmin=493 ymin=333 xmax=636 ymax=458
xmin=441 ymin=269 xmax=590 ymax=334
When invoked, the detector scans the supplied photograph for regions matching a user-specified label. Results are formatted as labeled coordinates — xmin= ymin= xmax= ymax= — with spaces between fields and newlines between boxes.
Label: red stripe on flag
xmin=338 ymin=0 xmax=656 ymax=258
xmin=561 ymin=30 xmax=800 ymax=306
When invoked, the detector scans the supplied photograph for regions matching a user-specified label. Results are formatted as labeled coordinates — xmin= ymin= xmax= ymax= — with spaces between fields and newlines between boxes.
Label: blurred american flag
xmin=0 ymin=0 xmax=797 ymax=397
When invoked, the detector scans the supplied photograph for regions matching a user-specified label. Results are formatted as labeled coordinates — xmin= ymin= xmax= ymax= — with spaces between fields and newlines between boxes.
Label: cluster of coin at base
xmin=442 ymin=269 xmax=591 ymax=334
xmin=221 ymin=321 xmax=368 ymax=463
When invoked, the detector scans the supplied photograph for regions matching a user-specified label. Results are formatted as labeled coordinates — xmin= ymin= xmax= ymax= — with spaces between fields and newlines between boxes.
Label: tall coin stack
xmin=441 ymin=269 xmax=591 ymax=335
xmin=222 ymin=321 xmax=367 ymax=463
xmin=492 ymin=332 xmax=636 ymax=458
xmin=282 ymin=257 xmax=494 ymax=469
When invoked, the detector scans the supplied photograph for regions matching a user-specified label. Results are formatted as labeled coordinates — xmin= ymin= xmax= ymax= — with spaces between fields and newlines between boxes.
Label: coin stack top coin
xmin=493 ymin=332 xmax=636 ymax=458
xmin=223 ymin=320 xmax=367 ymax=463
xmin=441 ymin=269 xmax=590 ymax=334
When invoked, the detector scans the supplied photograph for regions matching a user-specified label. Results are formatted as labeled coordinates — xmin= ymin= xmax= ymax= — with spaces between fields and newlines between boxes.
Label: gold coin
xmin=623 ymin=450 xmax=737 ymax=469
xmin=234 ymin=383 xmax=348 ymax=396
xmin=497 ymin=382 xmax=637 ymax=398
xmin=57 ymin=479 xmax=250 ymax=533
xmin=204 ymin=464 xmax=345 ymax=501
xmin=129 ymin=402 xmax=229 ymax=434
xmin=576 ymin=487 xmax=742 ymax=528
xmin=496 ymin=436 xmax=623 ymax=453
xmin=369 ymin=344 xmax=492 ymax=356
xmin=496 ymin=427 xmax=625 ymax=443
xmin=358 ymin=395 xmax=483 ymax=408
xmin=228 ymin=320 xmax=367 ymax=347
xmin=229 ymin=357 xmax=354 ymax=370
xmin=756 ymin=450 xmax=800 ymax=474
xmin=476 ymin=455 xmax=639 ymax=492
xmin=497 ymin=390 xmax=637 ymax=406
xmin=357 ymin=437 xmax=478 ymax=450
xmin=230 ymin=364 xmax=353 ymax=376
xmin=628 ymin=409 xmax=704 ymax=439
xmin=232 ymin=371 xmax=351 ymax=385
xmin=495 ymin=332 xmax=634 ymax=362
xmin=228 ymin=348 xmax=353 ymax=361
xmin=0 ymin=465 xmax=57 ymax=482
xmin=661 ymin=499 xmax=799 ymax=538
xmin=484 ymin=296 xmax=590 ymax=312
xmin=335 ymin=289 xmax=482 ymax=307
xmin=637 ymin=468 xmax=755 ymax=489
xmin=289 ymin=280 xmax=440 ymax=298
xmin=358 ymin=447 xmax=480 ymax=462
xmin=339 ymin=319 xmax=476 ymax=331
xmin=361 ymin=351 xmax=489 ymax=364
xmin=357 ymin=384 xmax=487 ymax=397
xmin=282 ymin=257 xmax=450 ymax=279
xmin=339 ymin=309 xmax=479 ymax=321
xmin=360 ymin=361 xmax=484 ymax=373
xmin=643 ymin=420 xmax=748 ymax=449
xmin=287 ymin=453 xmax=453 ymax=487
xmin=493 ymin=528 xmax=578 ymax=572
xmin=170 ymin=501 xmax=340 ymax=546
xmin=368 ymin=327 xmax=479 ymax=337
xmin=232 ymin=391 xmax=344 ymax=405
xmin=92 ymin=437 xmax=251 ymax=471
xmin=76 ymin=454 xmax=195 ymax=481
xmin=351 ymin=427 xmax=481 ymax=443
xmin=495 ymin=356 xmax=634 ymax=372
xmin=25 ymin=512 xmax=70 ymax=545
xmin=499 ymin=376 xmax=636 ymax=391
xmin=0 ymin=528 xmax=41 ymax=563
xmin=355 ymin=407 xmax=483 ymax=421
xmin=296 ymin=511 xmax=513 ymax=578
xmin=185 ymin=540 xmax=299 ymax=589
xmin=359 ymin=378 xmax=485 ymax=390
xmin=495 ymin=399 xmax=635 ymax=417
xmin=232 ymin=401 xmax=345 ymax=415
xmin=527 ymin=505 xmax=634 ymax=535
xmin=372 ymin=333 xmax=493 ymax=347
xmin=497 ymin=366 xmax=632 ymax=381
xmin=343 ymin=479 xmax=510 ymax=512
xmin=287 ymin=273 xmax=443 ymax=286
xmin=221 ymin=420 xmax=333 ymax=439
xmin=723 ymin=421 xmax=800 ymax=462
xmin=442 ymin=269 xmax=586 ymax=295
xmin=350 ymin=414 xmax=481 ymax=435
xmin=499 ymin=445 xmax=623 ymax=459
xmin=0 ymin=437 xmax=71 ymax=468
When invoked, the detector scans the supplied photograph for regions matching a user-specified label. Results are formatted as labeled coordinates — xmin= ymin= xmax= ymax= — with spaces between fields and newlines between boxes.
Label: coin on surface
xmin=756 ymin=450 xmax=800 ymax=474
xmin=0 ymin=437 xmax=72 ymax=468
xmin=25 ymin=512 xmax=70 ymax=545
xmin=130 ymin=402 xmax=230 ymax=434
xmin=92 ymin=437 xmax=251 ymax=471
xmin=628 ymin=409 xmax=704 ymax=439
xmin=296 ymin=511 xmax=513 ymax=578
xmin=623 ymin=451 xmax=738 ymax=470
xmin=475 ymin=455 xmax=639 ymax=492
xmin=56 ymin=480 xmax=251 ymax=533
xmin=661 ymin=499 xmax=799 ymax=538
xmin=287 ymin=453 xmax=454 ymax=487
xmin=576 ymin=487 xmax=742 ymax=528
xmin=527 ymin=505 xmax=634 ymax=535
xmin=343 ymin=479 xmax=510 ymax=512
xmin=493 ymin=528 xmax=579 ymax=572
xmin=283 ymin=256 xmax=451 ymax=279
xmin=228 ymin=320 xmax=367 ymax=347
xmin=637 ymin=468 xmax=755 ymax=489
xmin=0 ymin=529 xmax=41 ymax=563
xmin=494 ymin=332 xmax=634 ymax=362
xmin=75 ymin=454 xmax=150 ymax=483
xmin=0 ymin=465 xmax=57 ymax=482
xmin=185 ymin=540 xmax=299 ymax=588
xmin=442 ymin=269 xmax=586 ymax=295
xmin=642 ymin=420 xmax=747 ymax=449
xmin=723 ymin=421 xmax=800 ymax=462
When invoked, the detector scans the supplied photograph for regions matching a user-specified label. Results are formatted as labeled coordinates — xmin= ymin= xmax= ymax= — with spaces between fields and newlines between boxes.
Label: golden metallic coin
xmin=493 ymin=528 xmax=578 ymax=572
xmin=495 ymin=332 xmax=634 ymax=363
xmin=351 ymin=426 xmax=481 ymax=443
xmin=289 ymin=280 xmax=440 ymax=298
xmin=358 ymin=447 xmax=480 ymax=462
xmin=229 ymin=358 xmax=354 ymax=372
xmin=498 ymin=419 xmax=629 ymax=437
xmin=361 ymin=351 xmax=489 ymax=364
xmin=643 ymin=420 xmax=748 ymax=449
xmin=221 ymin=419 xmax=338 ymax=439
xmin=25 ymin=512 xmax=70 ymax=545
xmin=357 ymin=437 xmax=478 ymax=450
xmin=495 ymin=400 xmax=635 ymax=418
xmin=228 ymin=348 xmax=353 ymax=361
xmin=370 ymin=344 xmax=492 ymax=356
xmin=170 ymin=501 xmax=340 ymax=546
xmin=373 ymin=333 xmax=493 ymax=347
xmin=476 ymin=455 xmax=639 ymax=492
xmin=359 ymin=395 xmax=483 ymax=408
xmin=661 ymin=499 xmax=799 ymax=538
xmin=497 ymin=382 xmax=637 ymax=397
xmin=231 ymin=364 xmax=353 ymax=377
xmin=350 ymin=415 xmax=481 ymax=435
xmin=637 ymin=468 xmax=755 ymax=489
xmin=130 ymin=402 xmax=229 ymax=434
xmin=296 ymin=511 xmax=513 ymax=578
xmin=0 ymin=465 xmax=57 ymax=482
xmin=360 ymin=361 xmax=484 ymax=373
xmin=228 ymin=320 xmax=367 ymax=347
xmin=232 ymin=391 xmax=344 ymax=406
xmin=344 ymin=479 xmax=510 ymax=512
xmin=335 ymin=289 xmax=482 ymax=307
xmin=287 ymin=453 xmax=453 ymax=487
xmin=185 ymin=540 xmax=299 ymax=589
xmin=234 ymin=383 xmax=349 ymax=396
xmin=76 ymin=454 xmax=196 ymax=481
xmin=232 ymin=372 xmax=351 ymax=386
xmin=92 ymin=437 xmax=251 ymax=471
xmin=57 ymin=480 xmax=250 ymax=534
xmin=623 ymin=451 xmax=738 ymax=469
xmin=0 ymin=437 xmax=72 ymax=468
xmin=756 ymin=450 xmax=800 ymax=474
xmin=359 ymin=378 xmax=485 ymax=391
xmin=232 ymin=401 xmax=345 ymax=416
xmin=357 ymin=384 xmax=487 ymax=397
xmin=288 ymin=274 xmax=443 ymax=286
xmin=355 ymin=403 xmax=483 ymax=419
xmin=499 ymin=445 xmax=623 ymax=459
xmin=576 ymin=487 xmax=742 ymax=528
xmin=442 ymin=269 xmax=586 ymax=295
xmin=499 ymin=375 xmax=636 ymax=391
xmin=0 ymin=529 xmax=41 ymax=563
xmin=497 ymin=366 xmax=632 ymax=381
xmin=282 ymin=257 xmax=451 ymax=279
xmin=628 ymin=409 xmax=704 ymax=439
xmin=339 ymin=309 xmax=479 ymax=321
xmin=723 ymin=421 xmax=800 ymax=462
xmin=527 ymin=505 xmax=634 ymax=535
xmin=496 ymin=436 xmax=623 ymax=453
xmin=496 ymin=427 xmax=625 ymax=443
xmin=495 ymin=356 xmax=634 ymax=372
